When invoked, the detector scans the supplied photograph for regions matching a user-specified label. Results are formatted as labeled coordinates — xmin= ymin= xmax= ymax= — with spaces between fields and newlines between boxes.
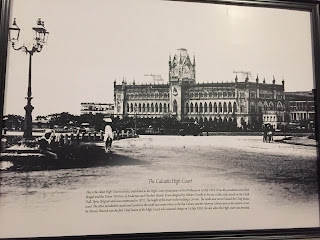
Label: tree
xmin=3 ymin=115 xmax=24 ymax=130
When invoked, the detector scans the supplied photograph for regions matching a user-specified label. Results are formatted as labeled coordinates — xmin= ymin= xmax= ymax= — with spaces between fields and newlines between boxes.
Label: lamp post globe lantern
xmin=8 ymin=18 xmax=20 ymax=42
xmin=32 ymin=18 xmax=49 ymax=44
xmin=8 ymin=18 xmax=49 ymax=141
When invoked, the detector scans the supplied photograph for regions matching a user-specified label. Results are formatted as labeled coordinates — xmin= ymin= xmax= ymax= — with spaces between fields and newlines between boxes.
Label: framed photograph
xmin=0 ymin=0 xmax=319 ymax=239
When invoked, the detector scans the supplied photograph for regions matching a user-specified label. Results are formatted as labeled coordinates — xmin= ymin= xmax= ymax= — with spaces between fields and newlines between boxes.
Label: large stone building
xmin=285 ymin=90 xmax=316 ymax=129
xmin=114 ymin=48 xmax=286 ymax=128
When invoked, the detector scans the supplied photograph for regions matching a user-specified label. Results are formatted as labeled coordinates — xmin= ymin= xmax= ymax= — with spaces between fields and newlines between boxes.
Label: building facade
xmin=80 ymin=103 xmax=114 ymax=116
xmin=285 ymin=90 xmax=316 ymax=129
xmin=114 ymin=48 xmax=286 ymax=128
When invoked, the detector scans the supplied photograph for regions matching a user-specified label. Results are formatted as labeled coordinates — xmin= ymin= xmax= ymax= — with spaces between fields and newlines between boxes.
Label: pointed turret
xmin=235 ymin=74 xmax=238 ymax=83
xmin=245 ymin=73 xmax=249 ymax=83
xmin=169 ymin=48 xmax=195 ymax=83
xmin=193 ymin=55 xmax=196 ymax=66
xmin=263 ymin=77 xmax=266 ymax=84
xmin=272 ymin=75 xmax=275 ymax=84
xmin=256 ymin=74 xmax=259 ymax=83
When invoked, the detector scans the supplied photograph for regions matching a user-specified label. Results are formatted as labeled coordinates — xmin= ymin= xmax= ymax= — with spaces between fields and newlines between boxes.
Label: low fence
xmin=51 ymin=129 xmax=137 ymax=144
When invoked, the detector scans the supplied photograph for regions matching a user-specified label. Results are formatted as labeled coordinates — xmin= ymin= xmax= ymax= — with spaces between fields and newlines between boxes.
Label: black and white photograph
xmin=0 ymin=0 xmax=319 ymax=238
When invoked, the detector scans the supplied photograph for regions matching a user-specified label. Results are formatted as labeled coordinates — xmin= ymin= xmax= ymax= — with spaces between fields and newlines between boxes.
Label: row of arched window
xmin=189 ymin=91 xmax=235 ymax=99
xmin=125 ymin=100 xmax=284 ymax=114
xmin=190 ymin=116 xmax=238 ymax=124
xmin=127 ymin=102 xmax=170 ymax=113
xmin=186 ymin=102 xmax=237 ymax=114
xmin=127 ymin=92 xmax=169 ymax=100
xmin=253 ymin=101 xmax=284 ymax=111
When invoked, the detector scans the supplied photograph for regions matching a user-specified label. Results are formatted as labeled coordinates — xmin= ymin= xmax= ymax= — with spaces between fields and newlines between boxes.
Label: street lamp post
xmin=8 ymin=18 xmax=49 ymax=140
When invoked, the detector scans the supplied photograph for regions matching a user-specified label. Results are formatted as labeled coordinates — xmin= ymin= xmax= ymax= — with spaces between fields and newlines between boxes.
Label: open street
xmin=0 ymin=135 xmax=318 ymax=236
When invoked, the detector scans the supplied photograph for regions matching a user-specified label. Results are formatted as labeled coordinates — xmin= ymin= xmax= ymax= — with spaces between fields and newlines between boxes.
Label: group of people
xmin=263 ymin=124 xmax=274 ymax=143
xmin=37 ymin=120 xmax=114 ymax=158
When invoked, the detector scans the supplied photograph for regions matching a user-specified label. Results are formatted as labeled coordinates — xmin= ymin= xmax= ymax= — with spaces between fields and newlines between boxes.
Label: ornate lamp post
xmin=8 ymin=18 xmax=49 ymax=140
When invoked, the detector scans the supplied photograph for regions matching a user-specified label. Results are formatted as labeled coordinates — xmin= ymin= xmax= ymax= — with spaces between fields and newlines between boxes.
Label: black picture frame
xmin=0 ymin=0 xmax=319 ymax=239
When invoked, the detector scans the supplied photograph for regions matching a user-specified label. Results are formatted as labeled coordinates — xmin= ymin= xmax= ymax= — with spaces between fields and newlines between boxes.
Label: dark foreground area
xmin=0 ymin=135 xmax=318 ymax=237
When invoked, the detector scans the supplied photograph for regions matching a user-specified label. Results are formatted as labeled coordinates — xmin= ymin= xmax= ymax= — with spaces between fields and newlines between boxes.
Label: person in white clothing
xmin=104 ymin=118 xmax=113 ymax=153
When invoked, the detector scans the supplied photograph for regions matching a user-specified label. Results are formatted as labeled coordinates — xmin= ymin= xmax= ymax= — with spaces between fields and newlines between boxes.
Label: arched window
xmin=228 ymin=102 xmax=232 ymax=113
xmin=173 ymin=100 xmax=178 ymax=113
xmin=164 ymin=103 xmax=167 ymax=113
xmin=223 ymin=102 xmax=227 ymax=112
xmin=258 ymin=102 xmax=263 ymax=113
xmin=142 ymin=103 xmax=145 ymax=112
xmin=209 ymin=92 xmax=213 ymax=98
xmin=147 ymin=103 xmax=150 ymax=112
xmin=195 ymin=103 xmax=198 ymax=113
xmin=200 ymin=102 xmax=203 ymax=113
xmin=134 ymin=103 xmax=137 ymax=112
xmin=223 ymin=92 xmax=227 ymax=98
xmin=264 ymin=102 xmax=268 ymax=111
xmin=277 ymin=102 xmax=283 ymax=110
xmin=127 ymin=103 xmax=129 ymax=113
xmin=269 ymin=102 xmax=274 ymax=111
xmin=199 ymin=117 xmax=203 ymax=126
xmin=159 ymin=103 xmax=162 ymax=112
xmin=209 ymin=102 xmax=212 ymax=112
xmin=155 ymin=103 xmax=158 ymax=112
xmin=130 ymin=103 xmax=133 ymax=112
xmin=213 ymin=92 xmax=217 ymax=98
xmin=151 ymin=103 xmax=154 ymax=112
xmin=233 ymin=102 xmax=237 ymax=113
xmin=186 ymin=103 xmax=189 ymax=113
xmin=219 ymin=102 xmax=222 ymax=113
xmin=204 ymin=102 xmax=208 ymax=113
xmin=138 ymin=103 xmax=141 ymax=112
xmin=214 ymin=102 xmax=217 ymax=113
xmin=190 ymin=103 xmax=194 ymax=112
xmin=204 ymin=92 xmax=208 ymax=98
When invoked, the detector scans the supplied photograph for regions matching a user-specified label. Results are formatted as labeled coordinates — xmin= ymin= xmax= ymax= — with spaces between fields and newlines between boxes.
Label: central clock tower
xmin=168 ymin=48 xmax=195 ymax=120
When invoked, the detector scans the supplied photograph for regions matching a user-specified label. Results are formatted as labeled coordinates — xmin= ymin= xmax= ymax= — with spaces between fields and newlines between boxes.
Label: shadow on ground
xmin=1 ymin=142 xmax=145 ymax=172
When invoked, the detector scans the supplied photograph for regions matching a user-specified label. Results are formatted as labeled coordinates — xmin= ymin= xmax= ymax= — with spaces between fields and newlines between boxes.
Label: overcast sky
xmin=3 ymin=0 xmax=315 ymax=117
